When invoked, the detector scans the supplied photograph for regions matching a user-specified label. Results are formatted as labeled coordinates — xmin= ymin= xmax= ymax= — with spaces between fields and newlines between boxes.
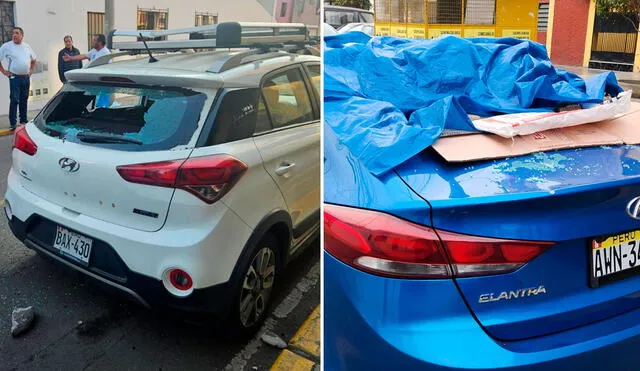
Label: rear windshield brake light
xmin=117 ymin=155 xmax=247 ymax=204
xmin=324 ymin=204 xmax=553 ymax=278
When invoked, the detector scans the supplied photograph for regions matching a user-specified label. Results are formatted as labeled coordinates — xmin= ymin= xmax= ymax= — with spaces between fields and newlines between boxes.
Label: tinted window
xmin=256 ymin=95 xmax=273 ymax=133
xmin=325 ymin=10 xmax=357 ymax=27
xmin=37 ymin=83 xmax=207 ymax=152
xmin=262 ymin=68 xmax=314 ymax=128
xmin=360 ymin=12 xmax=374 ymax=23
xmin=306 ymin=64 xmax=320 ymax=97
xmin=208 ymin=88 xmax=260 ymax=145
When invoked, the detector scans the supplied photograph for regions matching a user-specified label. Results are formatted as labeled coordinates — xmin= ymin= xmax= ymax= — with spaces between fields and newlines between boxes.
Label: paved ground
xmin=0 ymin=134 xmax=320 ymax=371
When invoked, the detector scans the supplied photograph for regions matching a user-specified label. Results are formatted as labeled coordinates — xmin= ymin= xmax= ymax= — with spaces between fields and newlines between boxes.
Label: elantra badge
xmin=627 ymin=196 xmax=640 ymax=221
xmin=478 ymin=285 xmax=547 ymax=304
xmin=59 ymin=157 xmax=80 ymax=173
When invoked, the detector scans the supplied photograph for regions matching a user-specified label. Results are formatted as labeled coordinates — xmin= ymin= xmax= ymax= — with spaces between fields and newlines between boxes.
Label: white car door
xmin=252 ymin=64 xmax=321 ymax=246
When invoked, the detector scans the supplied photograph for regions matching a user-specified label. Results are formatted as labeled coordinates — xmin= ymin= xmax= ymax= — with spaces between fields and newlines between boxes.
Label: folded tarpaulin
xmin=324 ymin=32 xmax=624 ymax=176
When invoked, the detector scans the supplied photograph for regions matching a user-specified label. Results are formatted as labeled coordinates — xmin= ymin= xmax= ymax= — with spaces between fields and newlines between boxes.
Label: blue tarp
xmin=324 ymin=32 xmax=624 ymax=176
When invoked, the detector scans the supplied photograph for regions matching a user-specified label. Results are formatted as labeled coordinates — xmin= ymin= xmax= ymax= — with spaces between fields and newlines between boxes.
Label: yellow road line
xmin=270 ymin=305 xmax=320 ymax=370
xmin=270 ymin=349 xmax=315 ymax=371
xmin=0 ymin=128 xmax=13 ymax=137
xmin=289 ymin=306 xmax=320 ymax=357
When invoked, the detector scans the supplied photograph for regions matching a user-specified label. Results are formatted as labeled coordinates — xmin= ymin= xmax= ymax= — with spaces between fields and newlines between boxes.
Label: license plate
xmin=53 ymin=226 xmax=93 ymax=264
xmin=591 ymin=229 xmax=640 ymax=285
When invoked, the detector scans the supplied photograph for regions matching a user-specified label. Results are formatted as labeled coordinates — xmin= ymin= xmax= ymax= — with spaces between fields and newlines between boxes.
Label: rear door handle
xmin=275 ymin=162 xmax=296 ymax=176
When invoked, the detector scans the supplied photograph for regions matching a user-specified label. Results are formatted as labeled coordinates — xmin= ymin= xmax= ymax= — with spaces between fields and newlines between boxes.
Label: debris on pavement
xmin=261 ymin=332 xmax=287 ymax=349
xmin=11 ymin=306 xmax=35 ymax=337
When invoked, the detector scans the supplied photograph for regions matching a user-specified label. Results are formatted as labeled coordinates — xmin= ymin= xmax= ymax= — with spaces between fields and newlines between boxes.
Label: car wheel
xmin=230 ymin=234 xmax=279 ymax=335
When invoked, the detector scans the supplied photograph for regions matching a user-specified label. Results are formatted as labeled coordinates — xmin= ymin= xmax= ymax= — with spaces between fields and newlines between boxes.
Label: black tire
xmin=226 ymin=233 xmax=280 ymax=337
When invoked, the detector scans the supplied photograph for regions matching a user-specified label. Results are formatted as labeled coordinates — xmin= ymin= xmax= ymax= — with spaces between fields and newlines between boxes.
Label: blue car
xmin=324 ymin=122 xmax=640 ymax=370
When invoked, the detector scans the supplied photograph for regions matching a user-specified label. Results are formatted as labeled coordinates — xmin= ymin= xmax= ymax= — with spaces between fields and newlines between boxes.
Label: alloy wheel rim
xmin=239 ymin=247 xmax=276 ymax=327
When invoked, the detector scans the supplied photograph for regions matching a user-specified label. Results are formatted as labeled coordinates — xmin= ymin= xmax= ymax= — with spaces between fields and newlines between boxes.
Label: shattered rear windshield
xmin=35 ymin=83 xmax=208 ymax=151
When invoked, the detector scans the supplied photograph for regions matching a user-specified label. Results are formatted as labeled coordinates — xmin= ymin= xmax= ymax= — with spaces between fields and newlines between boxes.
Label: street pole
xmin=105 ymin=0 xmax=115 ymax=48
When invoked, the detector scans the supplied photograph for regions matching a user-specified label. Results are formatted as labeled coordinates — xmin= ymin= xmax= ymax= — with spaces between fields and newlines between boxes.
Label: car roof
xmin=324 ymin=5 xmax=373 ymax=13
xmin=66 ymin=50 xmax=319 ymax=89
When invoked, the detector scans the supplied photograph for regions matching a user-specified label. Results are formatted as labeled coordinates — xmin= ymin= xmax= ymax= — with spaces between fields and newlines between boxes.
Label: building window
xmin=425 ymin=0 xmax=496 ymax=25
xmin=87 ymin=12 xmax=104 ymax=51
xmin=195 ymin=12 xmax=218 ymax=26
xmin=538 ymin=3 xmax=549 ymax=31
xmin=137 ymin=8 xmax=169 ymax=37
xmin=0 ymin=1 xmax=15 ymax=45
xmin=280 ymin=2 xmax=288 ymax=17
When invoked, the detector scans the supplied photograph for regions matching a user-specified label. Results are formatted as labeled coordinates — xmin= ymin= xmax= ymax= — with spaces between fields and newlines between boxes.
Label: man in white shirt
xmin=63 ymin=34 xmax=110 ymax=63
xmin=0 ymin=27 xmax=36 ymax=130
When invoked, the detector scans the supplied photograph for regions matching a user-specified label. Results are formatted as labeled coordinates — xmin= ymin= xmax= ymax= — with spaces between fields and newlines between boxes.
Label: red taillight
xmin=13 ymin=126 xmax=37 ymax=156
xmin=324 ymin=204 xmax=553 ymax=278
xmin=116 ymin=155 xmax=247 ymax=204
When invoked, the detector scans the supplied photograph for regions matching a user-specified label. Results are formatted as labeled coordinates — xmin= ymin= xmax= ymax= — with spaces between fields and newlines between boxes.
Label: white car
xmin=5 ymin=23 xmax=320 ymax=333
xmin=338 ymin=23 xmax=374 ymax=36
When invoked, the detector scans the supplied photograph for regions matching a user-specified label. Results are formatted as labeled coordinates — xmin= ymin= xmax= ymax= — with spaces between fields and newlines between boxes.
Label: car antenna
xmin=139 ymin=33 xmax=158 ymax=63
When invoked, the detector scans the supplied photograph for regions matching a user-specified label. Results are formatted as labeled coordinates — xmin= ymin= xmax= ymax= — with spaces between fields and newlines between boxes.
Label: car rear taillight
xmin=116 ymin=155 xmax=247 ymax=204
xmin=324 ymin=204 xmax=553 ymax=278
xmin=13 ymin=126 xmax=37 ymax=156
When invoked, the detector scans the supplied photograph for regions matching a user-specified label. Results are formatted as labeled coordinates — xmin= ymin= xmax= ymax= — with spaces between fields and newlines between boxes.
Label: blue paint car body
xmin=324 ymin=123 xmax=640 ymax=369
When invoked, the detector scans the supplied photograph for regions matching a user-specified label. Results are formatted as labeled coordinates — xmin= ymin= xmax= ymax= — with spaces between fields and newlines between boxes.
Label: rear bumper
xmin=324 ymin=252 xmax=640 ymax=370
xmin=9 ymin=215 xmax=233 ymax=315
xmin=4 ymin=167 xmax=253 ymax=314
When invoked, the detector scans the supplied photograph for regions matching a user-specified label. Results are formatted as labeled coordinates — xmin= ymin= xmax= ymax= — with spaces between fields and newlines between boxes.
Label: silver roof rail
xmin=109 ymin=22 xmax=312 ymax=51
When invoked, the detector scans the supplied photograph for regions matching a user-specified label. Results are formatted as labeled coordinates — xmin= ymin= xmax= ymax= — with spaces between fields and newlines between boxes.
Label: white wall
xmin=0 ymin=0 xmax=274 ymax=116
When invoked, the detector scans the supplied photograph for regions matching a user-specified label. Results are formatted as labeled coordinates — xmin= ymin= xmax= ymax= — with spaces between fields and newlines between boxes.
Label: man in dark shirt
xmin=57 ymin=35 xmax=82 ymax=83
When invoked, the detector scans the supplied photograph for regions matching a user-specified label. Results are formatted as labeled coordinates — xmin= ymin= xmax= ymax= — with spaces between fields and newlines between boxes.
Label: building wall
xmin=548 ymin=0 xmax=590 ymax=65
xmin=0 ymin=0 xmax=275 ymax=116
xmin=537 ymin=30 xmax=546 ymax=45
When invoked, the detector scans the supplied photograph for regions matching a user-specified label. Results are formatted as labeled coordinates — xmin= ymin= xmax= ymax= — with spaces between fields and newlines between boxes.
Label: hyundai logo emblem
xmin=627 ymin=196 xmax=640 ymax=221
xmin=58 ymin=157 xmax=80 ymax=173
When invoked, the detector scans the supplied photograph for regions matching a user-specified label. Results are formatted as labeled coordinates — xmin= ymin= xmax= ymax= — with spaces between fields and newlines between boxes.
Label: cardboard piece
xmin=432 ymin=103 xmax=640 ymax=163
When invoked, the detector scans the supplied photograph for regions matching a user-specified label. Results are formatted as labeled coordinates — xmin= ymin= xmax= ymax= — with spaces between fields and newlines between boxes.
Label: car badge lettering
xmin=59 ymin=157 xmax=80 ymax=173
xmin=627 ymin=196 xmax=640 ymax=221
xmin=478 ymin=285 xmax=547 ymax=304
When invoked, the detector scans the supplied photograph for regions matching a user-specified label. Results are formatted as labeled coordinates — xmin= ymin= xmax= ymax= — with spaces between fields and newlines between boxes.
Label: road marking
xmin=224 ymin=261 xmax=319 ymax=371
xmin=273 ymin=262 xmax=319 ymax=319
xmin=289 ymin=306 xmax=320 ymax=358
xmin=0 ymin=128 xmax=13 ymax=137
xmin=270 ymin=349 xmax=315 ymax=371
xmin=270 ymin=305 xmax=320 ymax=370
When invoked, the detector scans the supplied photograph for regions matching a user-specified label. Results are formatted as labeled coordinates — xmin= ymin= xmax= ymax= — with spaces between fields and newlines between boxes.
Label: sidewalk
xmin=0 ymin=109 xmax=39 ymax=137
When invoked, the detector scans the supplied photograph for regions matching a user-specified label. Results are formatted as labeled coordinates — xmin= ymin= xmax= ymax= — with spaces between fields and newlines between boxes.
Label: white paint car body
xmin=5 ymin=49 xmax=320 ymax=331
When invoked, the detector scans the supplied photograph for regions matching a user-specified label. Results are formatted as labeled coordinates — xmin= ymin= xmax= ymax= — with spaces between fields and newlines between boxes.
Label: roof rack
xmin=108 ymin=22 xmax=314 ymax=52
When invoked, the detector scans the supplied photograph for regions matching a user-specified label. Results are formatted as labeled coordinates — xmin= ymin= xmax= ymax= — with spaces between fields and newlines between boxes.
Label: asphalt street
xmin=0 ymin=135 xmax=320 ymax=371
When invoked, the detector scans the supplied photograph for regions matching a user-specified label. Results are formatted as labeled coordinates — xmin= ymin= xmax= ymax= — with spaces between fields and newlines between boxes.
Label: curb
xmin=271 ymin=306 xmax=320 ymax=371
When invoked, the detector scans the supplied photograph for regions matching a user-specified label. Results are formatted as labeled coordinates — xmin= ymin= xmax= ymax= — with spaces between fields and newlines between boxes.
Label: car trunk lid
xmin=396 ymin=145 xmax=640 ymax=340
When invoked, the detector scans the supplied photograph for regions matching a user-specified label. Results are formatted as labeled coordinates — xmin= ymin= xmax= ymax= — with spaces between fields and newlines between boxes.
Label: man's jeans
xmin=9 ymin=76 xmax=30 ymax=128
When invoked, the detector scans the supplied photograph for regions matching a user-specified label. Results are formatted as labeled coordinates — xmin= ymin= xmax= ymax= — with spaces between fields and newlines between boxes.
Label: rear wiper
xmin=76 ymin=132 xmax=143 ymax=145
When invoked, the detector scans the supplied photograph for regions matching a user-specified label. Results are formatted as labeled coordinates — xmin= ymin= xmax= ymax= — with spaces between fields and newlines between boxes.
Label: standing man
xmin=63 ymin=34 xmax=110 ymax=106
xmin=57 ymin=35 xmax=82 ymax=83
xmin=63 ymin=34 xmax=110 ymax=64
xmin=0 ymin=27 xmax=36 ymax=130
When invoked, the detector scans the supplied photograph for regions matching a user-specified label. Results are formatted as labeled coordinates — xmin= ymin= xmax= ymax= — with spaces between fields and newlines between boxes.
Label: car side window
xmin=261 ymin=68 xmax=314 ymax=129
xmin=325 ymin=10 xmax=357 ymax=26
xmin=255 ymin=95 xmax=273 ymax=134
xmin=306 ymin=64 xmax=320 ymax=98
xmin=207 ymin=88 xmax=260 ymax=145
